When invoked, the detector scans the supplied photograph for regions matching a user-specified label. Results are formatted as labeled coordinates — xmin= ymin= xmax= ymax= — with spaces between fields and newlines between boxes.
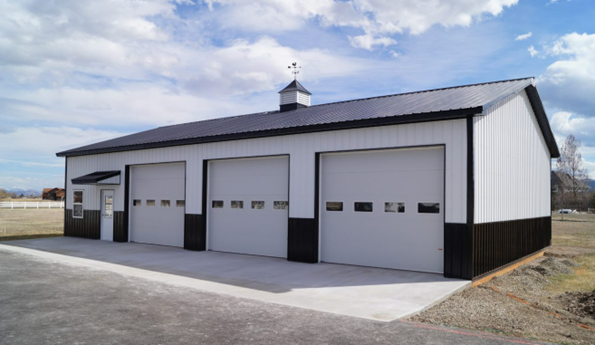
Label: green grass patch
xmin=547 ymin=254 xmax=595 ymax=294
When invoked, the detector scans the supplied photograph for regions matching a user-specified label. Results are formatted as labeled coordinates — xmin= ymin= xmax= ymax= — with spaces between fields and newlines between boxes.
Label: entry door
xmin=320 ymin=147 xmax=444 ymax=273
xmin=208 ymin=156 xmax=289 ymax=258
xmin=100 ymin=190 xmax=114 ymax=241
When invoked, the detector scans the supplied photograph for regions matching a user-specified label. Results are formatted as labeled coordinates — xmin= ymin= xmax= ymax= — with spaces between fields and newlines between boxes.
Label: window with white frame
xmin=73 ymin=190 xmax=83 ymax=218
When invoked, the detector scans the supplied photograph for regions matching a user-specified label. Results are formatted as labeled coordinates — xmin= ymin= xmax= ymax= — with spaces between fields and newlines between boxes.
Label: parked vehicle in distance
xmin=558 ymin=209 xmax=572 ymax=214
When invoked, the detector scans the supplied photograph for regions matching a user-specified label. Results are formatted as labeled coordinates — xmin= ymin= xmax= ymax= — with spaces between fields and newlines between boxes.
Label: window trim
xmin=72 ymin=190 xmax=84 ymax=219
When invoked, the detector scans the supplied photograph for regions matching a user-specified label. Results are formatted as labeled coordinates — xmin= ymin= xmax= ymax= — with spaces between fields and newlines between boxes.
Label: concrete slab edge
xmin=397 ymin=281 xmax=471 ymax=320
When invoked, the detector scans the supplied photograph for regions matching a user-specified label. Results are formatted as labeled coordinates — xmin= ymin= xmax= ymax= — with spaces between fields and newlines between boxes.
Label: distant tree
xmin=0 ymin=188 xmax=8 ymax=199
xmin=556 ymin=134 xmax=590 ymax=211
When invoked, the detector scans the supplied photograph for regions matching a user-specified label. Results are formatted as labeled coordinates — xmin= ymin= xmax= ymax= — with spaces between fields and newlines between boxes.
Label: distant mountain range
xmin=1 ymin=188 xmax=42 ymax=196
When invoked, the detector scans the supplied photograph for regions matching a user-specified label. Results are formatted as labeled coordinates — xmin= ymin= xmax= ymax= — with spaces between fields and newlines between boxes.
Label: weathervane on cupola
xmin=279 ymin=62 xmax=312 ymax=112
xmin=288 ymin=62 xmax=301 ymax=80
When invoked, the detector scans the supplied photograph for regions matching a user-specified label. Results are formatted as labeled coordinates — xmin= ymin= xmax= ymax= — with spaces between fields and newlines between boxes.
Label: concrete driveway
xmin=1 ymin=237 xmax=468 ymax=321
xmin=0 ymin=242 xmax=552 ymax=345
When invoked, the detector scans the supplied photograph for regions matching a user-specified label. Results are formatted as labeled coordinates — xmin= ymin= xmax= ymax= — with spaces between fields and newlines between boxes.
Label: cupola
xmin=279 ymin=62 xmax=311 ymax=112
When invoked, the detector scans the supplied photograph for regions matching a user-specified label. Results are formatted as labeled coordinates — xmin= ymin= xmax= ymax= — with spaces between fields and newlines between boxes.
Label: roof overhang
xmin=71 ymin=171 xmax=121 ymax=185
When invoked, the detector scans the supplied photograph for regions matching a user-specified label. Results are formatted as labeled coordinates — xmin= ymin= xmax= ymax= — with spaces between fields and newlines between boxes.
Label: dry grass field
xmin=0 ymin=209 xmax=63 ymax=241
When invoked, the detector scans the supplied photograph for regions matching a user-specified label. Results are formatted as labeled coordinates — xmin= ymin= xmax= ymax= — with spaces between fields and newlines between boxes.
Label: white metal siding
xmin=474 ymin=90 xmax=551 ymax=223
xmin=65 ymin=119 xmax=467 ymax=223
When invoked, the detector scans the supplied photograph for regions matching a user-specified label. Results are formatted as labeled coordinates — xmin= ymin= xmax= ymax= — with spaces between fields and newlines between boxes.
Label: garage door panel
xmin=130 ymin=163 xmax=185 ymax=247
xmin=325 ymin=170 xmax=442 ymax=197
xmin=321 ymin=147 xmax=444 ymax=273
xmin=208 ymin=156 xmax=289 ymax=258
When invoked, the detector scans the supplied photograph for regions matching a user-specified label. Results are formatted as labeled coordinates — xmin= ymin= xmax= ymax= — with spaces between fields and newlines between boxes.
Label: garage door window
xmin=212 ymin=200 xmax=223 ymax=208
xmin=133 ymin=199 xmax=142 ymax=207
xmin=326 ymin=202 xmax=343 ymax=211
xmin=385 ymin=202 xmax=405 ymax=213
xmin=231 ymin=200 xmax=243 ymax=209
xmin=73 ymin=190 xmax=83 ymax=218
xmin=354 ymin=202 xmax=373 ymax=212
xmin=161 ymin=200 xmax=170 ymax=207
xmin=252 ymin=201 xmax=265 ymax=209
xmin=176 ymin=200 xmax=185 ymax=207
xmin=147 ymin=200 xmax=155 ymax=207
xmin=274 ymin=201 xmax=288 ymax=210
xmin=418 ymin=202 xmax=440 ymax=214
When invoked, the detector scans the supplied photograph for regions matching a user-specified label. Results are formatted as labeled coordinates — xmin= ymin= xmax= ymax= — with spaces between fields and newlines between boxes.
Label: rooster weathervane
xmin=288 ymin=62 xmax=301 ymax=80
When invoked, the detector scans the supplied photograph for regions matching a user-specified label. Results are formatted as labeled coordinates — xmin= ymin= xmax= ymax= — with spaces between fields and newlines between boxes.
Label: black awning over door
xmin=71 ymin=171 xmax=121 ymax=185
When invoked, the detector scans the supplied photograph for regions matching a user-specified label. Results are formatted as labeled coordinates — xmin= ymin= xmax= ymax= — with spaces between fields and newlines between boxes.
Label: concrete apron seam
xmin=0 ymin=244 xmax=393 ymax=321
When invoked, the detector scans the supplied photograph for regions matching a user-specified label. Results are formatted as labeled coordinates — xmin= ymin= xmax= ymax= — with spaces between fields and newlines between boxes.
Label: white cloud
xmin=537 ymin=32 xmax=595 ymax=117
xmin=528 ymin=45 xmax=539 ymax=57
xmin=515 ymin=32 xmax=532 ymax=41
xmin=348 ymin=34 xmax=396 ymax=50
xmin=204 ymin=0 xmax=519 ymax=50
xmin=0 ymin=0 xmax=369 ymax=128
xmin=550 ymin=112 xmax=595 ymax=146
xmin=389 ymin=50 xmax=401 ymax=58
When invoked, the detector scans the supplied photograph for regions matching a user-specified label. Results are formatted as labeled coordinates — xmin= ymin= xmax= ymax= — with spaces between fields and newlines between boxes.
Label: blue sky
xmin=1 ymin=0 xmax=595 ymax=191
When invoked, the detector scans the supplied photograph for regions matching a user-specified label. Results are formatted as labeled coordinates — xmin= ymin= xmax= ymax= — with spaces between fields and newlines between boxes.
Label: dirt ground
xmin=410 ymin=214 xmax=595 ymax=345
xmin=0 ymin=209 xmax=64 ymax=240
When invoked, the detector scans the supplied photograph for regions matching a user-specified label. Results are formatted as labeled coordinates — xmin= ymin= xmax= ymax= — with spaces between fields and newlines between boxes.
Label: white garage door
xmin=320 ymin=147 xmax=444 ymax=273
xmin=130 ymin=163 xmax=185 ymax=247
xmin=208 ymin=156 xmax=289 ymax=258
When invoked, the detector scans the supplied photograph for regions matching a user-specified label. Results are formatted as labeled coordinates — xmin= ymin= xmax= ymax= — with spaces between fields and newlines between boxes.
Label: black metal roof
xmin=279 ymin=80 xmax=312 ymax=95
xmin=56 ymin=77 xmax=560 ymax=158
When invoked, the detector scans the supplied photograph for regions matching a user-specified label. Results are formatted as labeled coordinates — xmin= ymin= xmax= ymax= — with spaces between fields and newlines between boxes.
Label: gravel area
xmin=410 ymin=256 xmax=595 ymax=345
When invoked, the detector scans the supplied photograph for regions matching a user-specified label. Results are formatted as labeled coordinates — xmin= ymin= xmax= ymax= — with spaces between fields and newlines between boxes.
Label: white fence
xmin=0 ymin=201 xmax=64 ymax=209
